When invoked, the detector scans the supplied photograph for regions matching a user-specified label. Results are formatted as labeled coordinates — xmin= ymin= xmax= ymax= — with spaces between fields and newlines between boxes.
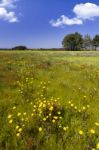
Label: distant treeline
xmin=0 ymin=32 xmax=99 ymax=51
xmin=0 ymin=48 xmax=67 ymax=51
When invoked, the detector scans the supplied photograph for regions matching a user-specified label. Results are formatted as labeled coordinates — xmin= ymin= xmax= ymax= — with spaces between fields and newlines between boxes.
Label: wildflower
xmin=79 ymin=130 xmax=84 ymax=135
xmin=16 ymin=133 xmax=20 ymax=137
xmin=18 ymin=128 xmax=22 ymax=133
xmin=53 ymin=116 xmax=58 ymax=120
xmin=68 ymin=101 xmax=71 ymax=104
xmin=71 ymin=104 xmax=74 ymax=107
xmin=52 ymin=119 xmax=55 ymax=123
xmin=49 ymin=106 xmax=53 ymax=111
xmin=90 ymin=129 xmax=95 ymax=134
xmin=84 ymin=96 xmax=86 ymax=98
xmin=31 ymin=113 xmax=34 ymax=117
xmin=8 ymin=114 xmax=12 ymax=119
xmin=17 ymin=113 xmax=21 ymax=117
xmin=57 ymin=111 xmax=61 ymax=115
xmin=59 ymin=125 xmax=62 ymax=128
xmin=49 ymin=114 xmax=51 ymax=116
xmin=34 ymin=105 xmax=36 ymax=108
xmin=33 ymin=109 xmax=36 ymax=112
xmin=43 ymin=104 xmax=46 ymax=108
xmin=23 ymin=112 xmax=26 ymax=116
xmin=21 ymin=118 xmax=24 ymax=121
xmin=13 ymin=106 xmax=16 ymax=110
xmin=63 ymin=126 xmax=68 ymax=131
xmin=95 ymin=122 xmax=99 ymax=126
xmin=87 ymin=105 xmax=90 ymax=108
xmin=16 ymin=125 xmax=19 ymax=130
xmin=78 ymin=109 xmax=81 ymax=112
xmin=43 ymin=118 xmax=46 ymax=121
xmin=9 ymin=119 xmax=13 ymax=124
xmin=59 ymin=116 xmax=62 ymax=119
xmin=39 ymin=127 xmax=42 ymax=132
xmin=96 ymin=143 xmax=99 ymax=149
xmin=74 ymin=106 xmax=77 ymax=110
xmin=46 ymin=116 xmax=49 ymax=119
xmin=82 ymin=106 xmax=86 ymax=110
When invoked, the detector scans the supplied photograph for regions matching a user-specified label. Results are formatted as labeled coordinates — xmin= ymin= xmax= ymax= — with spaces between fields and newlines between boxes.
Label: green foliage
xmin=93 ymin=35 xmax=99 ymax=50
xmin=62 ymin=32 xmax=83 ymax=51
xmin=12 ymin=46 xmax=27 ymax=50
xmin=83 ymin=34 xmax=92 ymax=50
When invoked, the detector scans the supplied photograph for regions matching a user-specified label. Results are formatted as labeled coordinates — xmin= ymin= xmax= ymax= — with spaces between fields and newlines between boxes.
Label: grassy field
xmin=0 ymin=51 xmax=99 ymax=150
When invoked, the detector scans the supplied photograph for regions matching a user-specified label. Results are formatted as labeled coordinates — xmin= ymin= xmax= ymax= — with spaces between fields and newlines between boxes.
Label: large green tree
xmin=83 ymin=34 xmax=92 ymax=50
xmin=62 ymin=32 xmax=83 ymax=51
xmin=93 ymin=35 xmax=99 ymax=50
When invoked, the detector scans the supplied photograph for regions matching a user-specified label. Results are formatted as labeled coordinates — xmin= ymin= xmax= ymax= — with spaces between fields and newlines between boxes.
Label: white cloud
xmin=73 ymin=3 xmax=99 ymax=20
xmin=50 ymin=2 xmax=99 ymax=27
xmin=50 ymin=15 xmax=83 ymax=27
xmin=0 ymin=0 xmax=19 ymax=23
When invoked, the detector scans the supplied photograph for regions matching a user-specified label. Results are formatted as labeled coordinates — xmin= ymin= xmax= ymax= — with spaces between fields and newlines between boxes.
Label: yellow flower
xmin=90 ymin=129 xmax=95 ymax=134
xmin=63 ymin=126 xmax=68 ymax=131
xmin=96 ymin=143 xmax=99 ymax=149
xmin=18 ymin=128 xmax=22 ymax=133
xmin=8 ymin=114 xmax=12 ymax=119
xmin=59 ymin=125 xmax=62 ymax=128
xmin=31 ymin=113 xmax=34 ymax=117
xmin=84 ymin=96 xmax=86 ymax=98
xmin=39 ymin=127 xmax=42 ymax=132
xmin=43 ymin=118 xmax=46 ymax=121
xmin=71 ymin=104 xmax=74 ymax=107
xmin=79 ymin=130 xmax=84 ymax=135
xmin=16 ymin=133 xmax=20 ymax=137
xmin=23 ymin=112 xmax=26 ymax=116
xmin=74 ymin=106 xmax=77 ymax=110
xmin=95 ymin=122 xmax=99 ymax=126
xmin=78 ymin=109 xmax=81 ymax=112
xmin=9 ymin=119 xmax=13 ymax=124
xmin=52 ymin=119 xmax=55 ymax=123
xmin=49 ymin=106 xmax=53 ymax=111
xmin=57 ymin=111 xmax=61 ymax=115
xmin=53 ymin=116 xmax=58 ymax=120
xmin=13 ymin=106 xmax=16 ymax=110
xmin=87 ymin=105 xmax=90 ymax=108
xmin=16 ymin=125 xmax=19 ymax=130
xmin=43 ymin=104 xmax=46 ymax=108
xmin=82 ymin=106 xmax=86 ymax=110
xmin=68 ymin=101 xmax=71 ymax=104
xmin=59 ymin=116 xmax=62 ymax=119
xmin=17 ymin=113 xmax=21 ymax=117
xmin=49 ymin=113 xmax=51 ymax=116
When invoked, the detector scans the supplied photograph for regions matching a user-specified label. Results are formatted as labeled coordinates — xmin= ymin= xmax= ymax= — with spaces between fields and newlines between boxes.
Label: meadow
xmin=0 ymin=50 xmax=99 ymax=150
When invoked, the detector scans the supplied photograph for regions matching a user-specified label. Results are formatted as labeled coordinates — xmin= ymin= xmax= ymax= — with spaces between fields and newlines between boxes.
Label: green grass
xmin=0 ymin=51 xmax=99 ymax=150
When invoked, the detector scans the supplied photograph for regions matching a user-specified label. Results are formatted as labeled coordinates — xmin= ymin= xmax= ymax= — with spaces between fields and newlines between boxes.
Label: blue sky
xmin=0 ymin=0 xmax=99 ymax=48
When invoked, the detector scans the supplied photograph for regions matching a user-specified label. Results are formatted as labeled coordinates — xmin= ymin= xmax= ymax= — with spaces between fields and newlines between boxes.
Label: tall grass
xmin=0 ymin=51 xmax=99 ymax=150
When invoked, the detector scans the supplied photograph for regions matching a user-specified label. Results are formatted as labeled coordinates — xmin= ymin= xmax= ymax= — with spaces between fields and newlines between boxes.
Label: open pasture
xmin=0 ymin=51 xmax=99 ymax=150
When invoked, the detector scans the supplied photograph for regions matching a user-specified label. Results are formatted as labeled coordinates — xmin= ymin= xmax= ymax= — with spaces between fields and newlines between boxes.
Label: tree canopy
xmin=62 ymin=32 xmax=83 ymax=51
xmin=62 ymin=33 xmax=99 ymax=51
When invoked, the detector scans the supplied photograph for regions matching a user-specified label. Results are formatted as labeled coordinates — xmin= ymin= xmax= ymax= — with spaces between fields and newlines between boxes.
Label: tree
xmin=93 ymin=35 xmax=99 ymax=50
xmin=62 ymin=32 xmax=83 ymax=51
xmin=83 ymin=34 xmax=92 ymax=50
xmin=12 ymin=45 xmax=27 ymax=50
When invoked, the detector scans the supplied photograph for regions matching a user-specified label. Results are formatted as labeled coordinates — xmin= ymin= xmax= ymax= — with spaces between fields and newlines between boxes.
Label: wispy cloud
xmin=0 ymin=0 xmax=19 ymax=23
xmin=50 ymin=2 xmax=99 ymax=27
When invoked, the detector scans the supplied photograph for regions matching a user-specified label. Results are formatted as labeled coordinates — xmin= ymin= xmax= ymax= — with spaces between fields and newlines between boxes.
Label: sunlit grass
xmin=0 ymin=51 xmax=99 ymax=150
